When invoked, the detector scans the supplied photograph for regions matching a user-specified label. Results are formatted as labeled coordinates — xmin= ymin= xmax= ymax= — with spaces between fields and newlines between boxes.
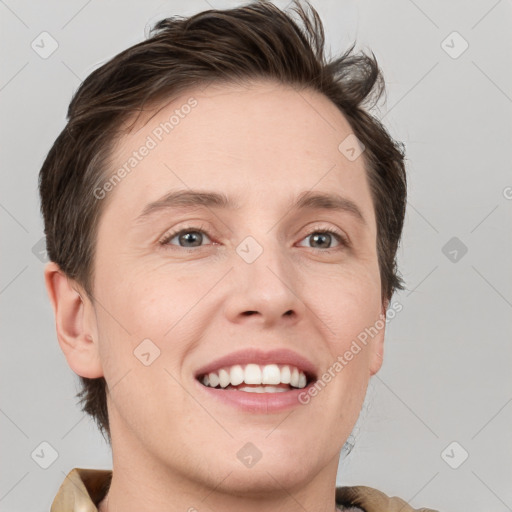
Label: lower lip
xmin=195 ymin=380 xmax=316 ymax=413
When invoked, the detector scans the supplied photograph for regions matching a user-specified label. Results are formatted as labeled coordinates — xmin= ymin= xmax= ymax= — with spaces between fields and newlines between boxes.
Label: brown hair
xmin=39 ymin=0 xmax=407 ymax=444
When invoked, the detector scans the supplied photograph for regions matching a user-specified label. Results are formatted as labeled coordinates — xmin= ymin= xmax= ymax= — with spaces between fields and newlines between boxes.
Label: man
xmin=40 ymin=1 xmax=439 ymax=511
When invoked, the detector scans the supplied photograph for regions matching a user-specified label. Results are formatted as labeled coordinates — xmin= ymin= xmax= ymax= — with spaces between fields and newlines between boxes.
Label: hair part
xmin=39 ymin=0 xmax=407 ymax=443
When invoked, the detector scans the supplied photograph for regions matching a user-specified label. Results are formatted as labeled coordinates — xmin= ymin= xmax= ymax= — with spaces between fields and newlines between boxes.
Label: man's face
xmin=90 ymin=80 xmax=385 ymax=491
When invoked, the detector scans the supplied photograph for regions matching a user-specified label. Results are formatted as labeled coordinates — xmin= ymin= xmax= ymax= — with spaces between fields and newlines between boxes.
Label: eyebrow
xmin=135 ymin=189 xmax=367 ymax=225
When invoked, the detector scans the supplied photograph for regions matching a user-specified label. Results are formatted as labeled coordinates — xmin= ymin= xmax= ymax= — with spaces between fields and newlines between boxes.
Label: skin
xmin=45 ymin=79 xmax=388 ymax=512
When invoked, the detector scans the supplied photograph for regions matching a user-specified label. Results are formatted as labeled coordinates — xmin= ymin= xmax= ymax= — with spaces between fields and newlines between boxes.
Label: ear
xmin=369 ymin=298 xmax=389 ymax=376
xmin=44 ymin=261 xmax=103 ymax=378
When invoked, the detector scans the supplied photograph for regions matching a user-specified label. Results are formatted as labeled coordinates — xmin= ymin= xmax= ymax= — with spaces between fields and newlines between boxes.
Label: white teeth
xmin=238 ymin=386 xmax=265 ymax=393
xmin=200 ymin=363 xmax=310 ymax=390
xmin=261 ymin=364 xmax=281 ymax=385
xmin=208 ymin=372 xmax=219 ymax=388
xmin=237 ymin=386 xmax=288 ymax=393
xmin=218 ymin=368 xmax=230 ymax=388
xmin=290 ymin=367 xmax=300 ymax=388
xmin=244 ymin=364 xmax=262 ymax=385
xmin=230 ymin=365 xmax=244 ymax=386
xmin=280 ymin=365 xmax=291 ymax=384
xmin=263 ymin=386 xmax=288 ymax=393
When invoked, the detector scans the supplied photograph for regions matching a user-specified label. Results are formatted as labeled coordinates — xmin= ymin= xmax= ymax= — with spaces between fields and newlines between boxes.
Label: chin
xmin=219 ymin=459 xmax=319 ymax=497
xmin=223 ymin=440 xmax=326 ymax=492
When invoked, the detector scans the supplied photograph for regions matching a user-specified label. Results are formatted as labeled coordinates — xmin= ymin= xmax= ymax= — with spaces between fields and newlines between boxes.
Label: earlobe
xmin=44 ymin=262 xmax=104 ymax=379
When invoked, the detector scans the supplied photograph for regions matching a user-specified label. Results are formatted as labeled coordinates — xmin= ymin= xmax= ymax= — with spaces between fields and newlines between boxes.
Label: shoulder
xmin=50 ymin=467 xmax=112 ymax=512
xmin=336 ymin=485 xmax=440 ymax=512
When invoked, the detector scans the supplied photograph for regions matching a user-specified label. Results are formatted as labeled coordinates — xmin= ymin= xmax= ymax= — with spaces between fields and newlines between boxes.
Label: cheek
xmin=95 ymin=267 xmax=206 ymax=374
xmin=123 ymin=269 xmax=210 ymax=338
xmin=305 ymin=262 xmax=383 ymax=411
xmin=93 ymin=271 xmax=197 ymax=431
xmin=311 ymin=262 xmax=382 ymax=342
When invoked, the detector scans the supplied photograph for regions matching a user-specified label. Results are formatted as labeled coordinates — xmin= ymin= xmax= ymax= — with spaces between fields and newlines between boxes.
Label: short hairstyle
xmin=39 ymin=0 xmax=407 ymax=444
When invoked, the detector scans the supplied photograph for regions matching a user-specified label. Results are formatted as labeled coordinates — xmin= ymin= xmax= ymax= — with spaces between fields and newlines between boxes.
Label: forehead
xmin=103 ymin=79 xmax=375 ymax=225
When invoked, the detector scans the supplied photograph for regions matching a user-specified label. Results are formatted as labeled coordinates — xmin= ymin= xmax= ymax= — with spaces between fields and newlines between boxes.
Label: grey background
xmin=1 ymin=1 xmax=511 ymax=511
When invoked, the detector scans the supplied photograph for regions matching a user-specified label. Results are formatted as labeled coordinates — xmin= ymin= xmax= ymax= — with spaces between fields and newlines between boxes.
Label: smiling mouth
xmin=197 ymin=363 xmax=314 ymax=393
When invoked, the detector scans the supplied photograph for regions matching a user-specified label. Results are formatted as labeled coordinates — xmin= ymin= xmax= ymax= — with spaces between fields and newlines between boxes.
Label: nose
xmin=222 ymin=236 xmax=305 ymax=327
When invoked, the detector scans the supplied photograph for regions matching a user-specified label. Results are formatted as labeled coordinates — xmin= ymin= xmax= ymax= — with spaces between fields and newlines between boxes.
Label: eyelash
xmin=158 ymin=224 xmax=350 ymax=252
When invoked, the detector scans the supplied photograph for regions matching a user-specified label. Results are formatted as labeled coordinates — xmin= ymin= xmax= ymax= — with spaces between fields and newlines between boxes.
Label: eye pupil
xmin=311 ymin=233 xmax=331 ymax=248
xmin=180 ymin=231 xmax=202 ymax=247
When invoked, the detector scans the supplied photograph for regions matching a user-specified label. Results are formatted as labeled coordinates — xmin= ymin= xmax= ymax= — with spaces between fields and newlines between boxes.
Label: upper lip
xmin=194 ymin=348 xmax=318 ymax=381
